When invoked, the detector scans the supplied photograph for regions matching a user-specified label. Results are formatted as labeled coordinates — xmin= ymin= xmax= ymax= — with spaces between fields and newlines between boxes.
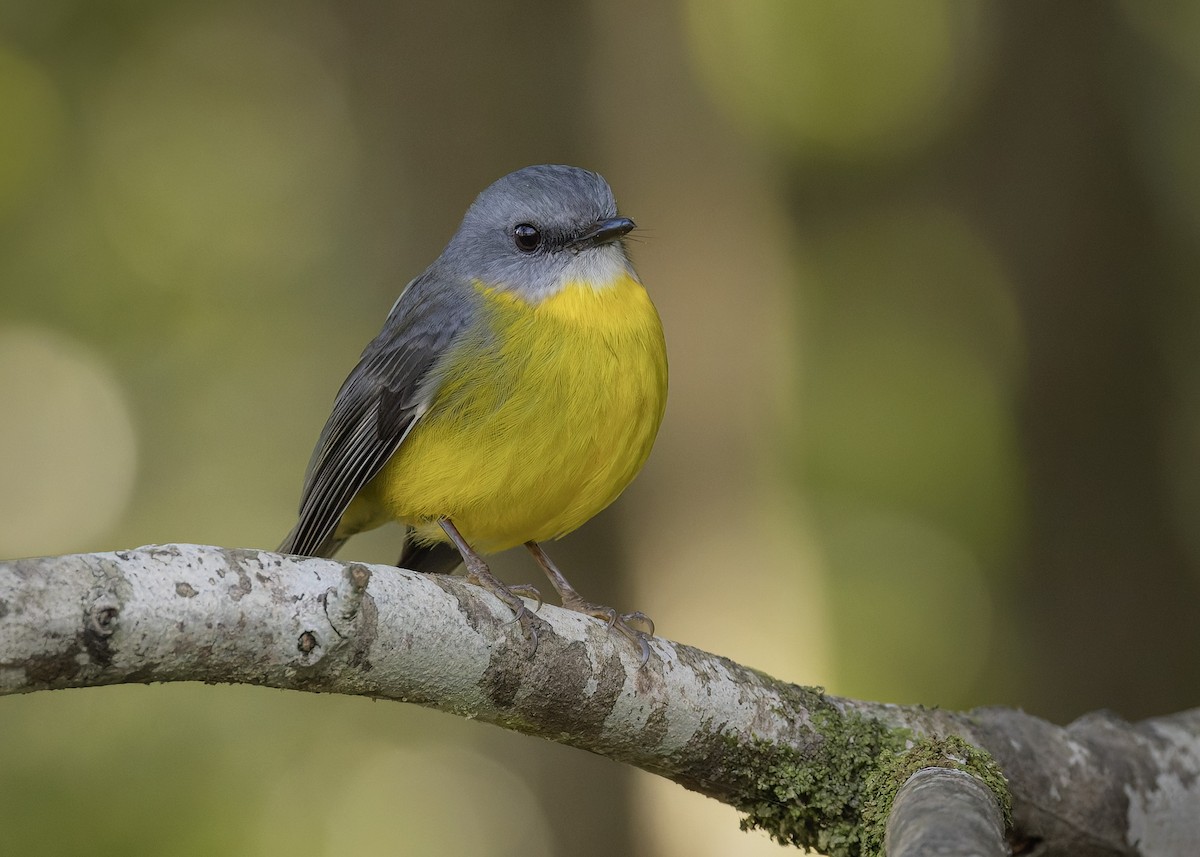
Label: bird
xmin=279 ymin=164 xmax=668 ymax=661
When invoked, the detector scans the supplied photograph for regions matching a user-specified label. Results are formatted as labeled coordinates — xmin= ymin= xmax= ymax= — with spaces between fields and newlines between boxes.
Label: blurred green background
xmin=3 ymin=1 xmax=1200 ymax=854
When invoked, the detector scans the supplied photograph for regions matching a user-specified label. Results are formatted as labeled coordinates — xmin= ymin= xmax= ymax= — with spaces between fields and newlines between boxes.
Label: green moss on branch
xmin=727 ymin=692 xmax=1009 ymax=856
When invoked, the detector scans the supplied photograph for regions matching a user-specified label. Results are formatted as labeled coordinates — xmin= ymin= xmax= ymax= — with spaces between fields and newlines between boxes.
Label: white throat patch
xmin=553 ymin=244 xmax=636 ymax=294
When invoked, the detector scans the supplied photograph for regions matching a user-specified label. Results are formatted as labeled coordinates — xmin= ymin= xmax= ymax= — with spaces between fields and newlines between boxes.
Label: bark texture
xmin=1 ymin=544 xmax=1198 ymax=856
xmin=885 ymin=767 xmax=1009 ymax=857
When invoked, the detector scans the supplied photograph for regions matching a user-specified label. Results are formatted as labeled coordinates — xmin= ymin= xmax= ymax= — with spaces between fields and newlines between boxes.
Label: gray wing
xmin=279 ymin=274 xmax=472 ymax=557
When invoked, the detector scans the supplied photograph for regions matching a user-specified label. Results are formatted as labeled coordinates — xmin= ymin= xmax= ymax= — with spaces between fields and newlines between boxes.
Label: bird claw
xmin=591 ymin=605 xmax=617 ymax=629
xmin=464 ymin=565 xmax=543 ymax=657
xmin=634 ymin=633 xmax=652 ymax=669
xmin=504 ymin=600 xmax=543 ymax=657
xmin=506 ymin=583 xmax=543 ymax=612
xmin=522 ymin=541 xmax=656 ymax=667
xmin=561 ymin=596 xmax=655 ymax=667
xmin=611 ymin=613 xmax=653 ymax=669
xmin=619 ymin=611 xmax=654 ymax=637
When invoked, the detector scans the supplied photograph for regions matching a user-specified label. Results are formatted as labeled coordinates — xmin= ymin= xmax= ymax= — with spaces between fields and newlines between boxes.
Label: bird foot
xmin=560 ymin=595 xmax=655 ymax=667
xmin=463 ymin=558 xmax=544 ymax=655
xmin=505 ymin=583 xmax=544 ymax=612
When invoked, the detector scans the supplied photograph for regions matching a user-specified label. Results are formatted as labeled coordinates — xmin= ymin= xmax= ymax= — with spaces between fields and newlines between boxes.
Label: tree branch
xmin=2 ymin=544 xmax=1198 ymax=855
xmin=885 ymin=767 xmax=1009 ymax=857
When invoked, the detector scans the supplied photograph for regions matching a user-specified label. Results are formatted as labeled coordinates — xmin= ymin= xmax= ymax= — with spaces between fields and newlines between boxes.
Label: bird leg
xmin=439 ymin=518 xmax=543 ymax=653
xmin=524 ymin=541 xmax=654 ymax=666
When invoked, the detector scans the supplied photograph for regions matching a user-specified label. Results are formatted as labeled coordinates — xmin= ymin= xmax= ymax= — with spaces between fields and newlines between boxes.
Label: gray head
xmin=436 ymin=165 xmax=637 ymax=301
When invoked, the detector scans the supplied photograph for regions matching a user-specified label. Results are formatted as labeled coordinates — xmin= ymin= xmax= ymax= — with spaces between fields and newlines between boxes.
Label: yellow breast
xmin=366 ymin=273 xmax=668 ymax=553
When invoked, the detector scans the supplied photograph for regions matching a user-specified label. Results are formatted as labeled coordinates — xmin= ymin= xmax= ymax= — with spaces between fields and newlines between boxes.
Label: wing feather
xmin=279 ymin=274 xmax=472 ymax=557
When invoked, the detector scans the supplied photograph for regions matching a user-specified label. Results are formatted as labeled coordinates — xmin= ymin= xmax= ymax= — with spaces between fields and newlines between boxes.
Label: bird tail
xmin=280 ymin=524 xmax=461 ymax=572
xmin=398 ymin=539 xmax=462 ymax=574
xmin=278 ymin=527 xmax=346 ymax=560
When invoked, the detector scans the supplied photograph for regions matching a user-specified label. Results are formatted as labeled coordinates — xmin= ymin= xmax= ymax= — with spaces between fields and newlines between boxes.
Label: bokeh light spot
xmin=800 ymin=205 xmax=1025 ymax=558
xmin=821 ymin=507 xmax=995 ymax=703
xmin=0 ymin=326 xmax=137 ymax=557
xmin=86 ymin=6 xmax=357 ymax=292
xmin=257 ymin=743 xmax=554 ymax=857
xmin=0 ymin=45 xmax=63 ymax=218
xmin=683 ymin=1 xmax=989 ymax=159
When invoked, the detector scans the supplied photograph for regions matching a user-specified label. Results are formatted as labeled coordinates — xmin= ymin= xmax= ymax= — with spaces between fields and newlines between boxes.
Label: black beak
xmin=570 ymin=216 xmax=635 ymax=249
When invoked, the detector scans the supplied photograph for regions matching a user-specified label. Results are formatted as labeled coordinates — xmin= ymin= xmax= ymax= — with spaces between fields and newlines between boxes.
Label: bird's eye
xmin=513 ymin=223 xmax=542 ymax=252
